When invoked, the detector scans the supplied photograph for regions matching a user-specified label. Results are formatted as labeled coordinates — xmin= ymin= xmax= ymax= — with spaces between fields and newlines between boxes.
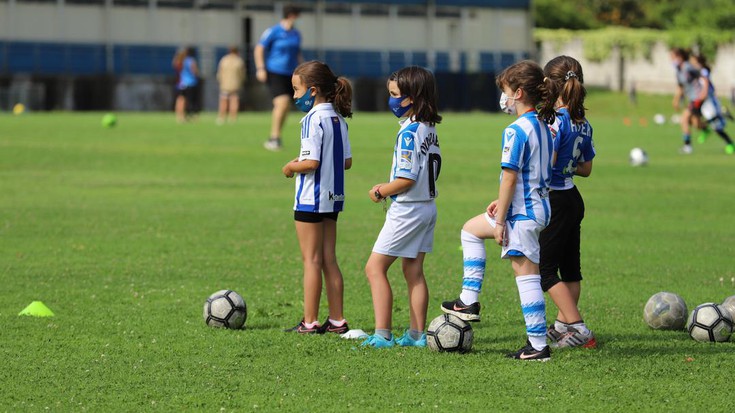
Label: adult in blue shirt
xmin=174 ymin=47 xmax=200 ymax=123
xmin=254 ymin=5 xmax=303 ymax=151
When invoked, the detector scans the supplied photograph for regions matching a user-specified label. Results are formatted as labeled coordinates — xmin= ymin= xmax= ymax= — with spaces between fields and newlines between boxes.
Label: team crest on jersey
xmin=399 ymin=150 xmax=413 ymax=170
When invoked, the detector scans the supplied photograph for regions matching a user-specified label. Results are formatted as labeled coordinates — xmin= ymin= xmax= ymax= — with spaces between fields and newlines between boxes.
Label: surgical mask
xmin=499 ymin=92 xmax=516 ymax=115
xmin=388 ymin=96 xmax=412 ymax=118
xmin=294 ymin=88 xmax=315 ymax=112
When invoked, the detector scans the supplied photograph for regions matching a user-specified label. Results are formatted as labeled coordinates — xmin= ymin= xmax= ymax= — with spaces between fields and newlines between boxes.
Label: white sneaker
xmin=679 ymin=144 xmax=693 ymax=154
xmin=553 ymin=326 xmax=597 ymax=349
xmin=263 ymin=138 xmax=282 ymax=151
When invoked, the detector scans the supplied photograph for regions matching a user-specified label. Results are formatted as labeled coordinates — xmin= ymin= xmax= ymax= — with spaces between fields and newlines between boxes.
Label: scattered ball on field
xmin=102 ymin=113 xmax=117 ymax=128
xmin=12 ymin=103 xmax=25 ymax=115
xmin=670 ymin=114 xmax=681 ymax=124
xmin=653 ymin=113 xmax=665 ymax=125
xmin=721 ymin=295 xmax=735 ymax=321
xmin=629 ymin=147 xmax=648 ymax=167
xmin=203 ymin=289 xmax=247 ymax=329
xmin=686 ymin=302 xmax=733 ymax=342
xmin=426 ymin=313 xmax=473 ymax=353
xmin=643 ymin=292 xmax=687 ymax=330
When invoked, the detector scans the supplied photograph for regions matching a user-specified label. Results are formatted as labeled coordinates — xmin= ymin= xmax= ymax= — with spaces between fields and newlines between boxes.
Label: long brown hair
xmin=543 ymin=55 xmax=587 ymax=124
xmin=388 ymin=66 xmax=442 ymax=125
xmin=294 ymin=61 xmax=352 ymax=118
xmin=496 ymin=60 xmax=557 ymax=124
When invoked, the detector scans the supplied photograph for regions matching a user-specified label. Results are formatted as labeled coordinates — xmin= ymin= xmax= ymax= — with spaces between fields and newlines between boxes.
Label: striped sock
xmin=516 ymin=274 xmax=547 ymax=351
xmin=459 ymin=230 xmax=486 ymax=305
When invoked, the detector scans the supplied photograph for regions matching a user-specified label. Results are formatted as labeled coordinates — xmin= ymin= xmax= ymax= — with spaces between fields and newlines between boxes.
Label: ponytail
xmin=543 ymin=55 xmax=587 ymax=124
xmin=537 ymin=76 xmax=558 ymax=125
xmin=334 ymin=76 xmax=353 ymax=118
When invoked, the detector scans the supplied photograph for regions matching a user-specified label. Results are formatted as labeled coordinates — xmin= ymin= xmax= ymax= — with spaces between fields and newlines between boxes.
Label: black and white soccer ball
xmin=629 ymin=147 xmax=648 ymax=167
xmin=426 ymin=314 xmax=473 ymax=353
xmin=721 ymin=295 xmax=735 ymax=321
xmin=686 ymin=302 xmax=733 ymax=342
xmin=203 ymin=290 xmax=247 ymax=329
xmin=643 ymin=292 xmax=687 ymax=330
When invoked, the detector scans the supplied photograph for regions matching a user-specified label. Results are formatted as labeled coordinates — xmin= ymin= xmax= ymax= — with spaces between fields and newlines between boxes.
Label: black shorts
xmin=539 ymin=186 xmax=585 ymax=292
xmin=294 ymin=211 xmax=339 ymax=223
xmin=267 ymin=72 xmax=293 ymax=98
xmin=177 ymin=86 xmax=196 ymax=100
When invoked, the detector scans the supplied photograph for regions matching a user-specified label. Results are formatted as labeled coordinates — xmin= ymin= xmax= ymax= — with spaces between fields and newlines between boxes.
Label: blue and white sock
xmin=515 ymin=274 xmax=547 ymax=351
xmin=459 ymin=230 xmax=486 ymax=305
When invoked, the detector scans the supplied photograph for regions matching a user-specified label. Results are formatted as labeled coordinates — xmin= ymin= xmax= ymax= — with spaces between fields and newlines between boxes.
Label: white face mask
xmin=499 ymin=92 xmax=517 ymax=115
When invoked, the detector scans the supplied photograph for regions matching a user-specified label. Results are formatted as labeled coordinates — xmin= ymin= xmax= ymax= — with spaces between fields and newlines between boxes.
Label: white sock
xmin=304 ymin=320 xmax=320 ymax=329
xmin=458 ymin=230 xmax=486 ymax=305
xmin=329 ymin=318 xmax=346 ymax=327
xmin=554 ymin=319 xmax=569 ymax=333
xmin=569 ymin=321 xmax=590 ymax=335
xmin=515 ymin=275 xmax=547 ymax=351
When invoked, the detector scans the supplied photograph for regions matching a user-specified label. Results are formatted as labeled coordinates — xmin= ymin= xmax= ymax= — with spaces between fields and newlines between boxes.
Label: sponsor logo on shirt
xmin=329 ymin=191 xmax=345 ymax=201
xmin=399 ymin=150 xmax=413 ymax=170
xmin=301 ymin=150 xmax=310 ymax=156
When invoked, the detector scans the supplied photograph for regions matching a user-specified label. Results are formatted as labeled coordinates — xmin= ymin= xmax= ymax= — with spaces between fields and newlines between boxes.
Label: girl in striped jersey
xmin=540 ymin=56 xmax=597 ymax=349
xmin=281 ymin=61 xmax=353 ymax=334
xmin=442 ymin=61 xmax=557 ymax=361
xmin=688 ymin=53 xmax=735 ymax=154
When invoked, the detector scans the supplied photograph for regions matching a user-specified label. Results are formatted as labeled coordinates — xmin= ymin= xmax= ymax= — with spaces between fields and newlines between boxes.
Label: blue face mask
xmin=294 ymin=88 xmax=315 ymax=112
xmin=388 ymin=95 xmax=412 ymax=118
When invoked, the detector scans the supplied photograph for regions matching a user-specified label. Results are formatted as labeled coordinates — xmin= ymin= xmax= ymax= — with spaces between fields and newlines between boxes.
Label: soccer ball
xmin=629 ymin=147 xmax=648 ymax=167
xmin=686 ymin=303 xmax=733 ymax=342
xmin=426 ymin=314 xmax=473 ymax=353
xmin=203 ymin=290 xmax=247 ymax=329
xmin=722 ymin=295 xmax=735 ymax=320
xmin=643 ymin=292 xmax=687 ymax=330
xmin=102 ymin=113 xmax=117 ymax=128
xmin=653 ymin=113 xmax=665 ymax=125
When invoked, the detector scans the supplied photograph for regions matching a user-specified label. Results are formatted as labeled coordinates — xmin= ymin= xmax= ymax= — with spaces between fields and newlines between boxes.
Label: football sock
xmin=569 ymin=320 xmax=591 ymax=335
xmin=375 ymin=329 xmax=392 ymax=340
xmin=408 ymin=329 xmax=423 ymax=341
xmin=515 ymin=275 xmax=547 ymax=351
xmin=304 ymin=320 xmax=319 ymax=329
xmin=554 ymin=319 xmax=569 ymax=333
xmin=716 ymin=129 xmax=734 ymax=144
xmin=329 ymin=318 xmax=346 ymax=327
xmin=683 ymin=133 xmax=691 ymax=145
xmin=459 ymin=230 xmax=486 ymax=305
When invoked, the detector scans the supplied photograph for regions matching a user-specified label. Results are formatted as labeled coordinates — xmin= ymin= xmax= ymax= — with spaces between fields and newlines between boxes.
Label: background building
xmin=0 ymin=0 xmax=533 ymax=111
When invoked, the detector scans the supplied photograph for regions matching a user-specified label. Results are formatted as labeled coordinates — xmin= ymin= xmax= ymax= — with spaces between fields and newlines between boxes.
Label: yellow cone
xmin=18 ymin=301 xmax=55 ymax=317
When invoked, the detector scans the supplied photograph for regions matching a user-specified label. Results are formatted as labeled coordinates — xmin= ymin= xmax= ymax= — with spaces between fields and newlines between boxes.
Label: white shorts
xmin=484 ymin=214 xmax=545 ymax=264
xmin=372 ymin=201 xmax=437 ymax=259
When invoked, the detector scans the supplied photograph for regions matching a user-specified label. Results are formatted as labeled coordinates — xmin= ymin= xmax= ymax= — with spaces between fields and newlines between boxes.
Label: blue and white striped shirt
xmin=389 ymin=119 xmax=441 ymax=203
xmin=549 ymin=108 xmax=595 ymax=190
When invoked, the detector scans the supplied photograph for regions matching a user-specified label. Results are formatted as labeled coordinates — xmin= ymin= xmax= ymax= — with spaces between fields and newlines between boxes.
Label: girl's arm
xmin=345 ymin=158 xmax=352 ymax=170
xmin=492 ymin=169 xmax=518 ymax=245
xmin=575 ymin=160 xmax=593 ymax=177
xmin=283 ymin=159 xmax=319 ymax=178
xmin=696 ymin=77 xmax=710 ymax=102
xmin=369 ymin=178 xmax=414 ymax=202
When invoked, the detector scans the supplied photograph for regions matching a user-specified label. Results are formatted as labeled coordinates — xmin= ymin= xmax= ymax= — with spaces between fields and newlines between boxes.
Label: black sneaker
xmin=440 ymin=298 xmax=481 ymax=322
xmin=284 ymin=319 xmax=320 ymax=334
xmin=506 ymin=340 xmax=551 ymax=361
xmin=317 ymin=319 xmax=350 ymax=335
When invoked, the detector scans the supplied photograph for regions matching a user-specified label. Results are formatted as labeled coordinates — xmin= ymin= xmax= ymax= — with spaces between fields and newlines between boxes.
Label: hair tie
xmin=565 ymin=71 xmax=577 ymax=81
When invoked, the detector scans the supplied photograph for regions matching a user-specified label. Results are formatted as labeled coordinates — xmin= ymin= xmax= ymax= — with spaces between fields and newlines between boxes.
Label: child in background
xmin=282 ymin=61 xmax=353 ymax=334
xmin=441 ymin=60 xmax=556 ymax=361
xmin=688 ymin=53 xmax=735 ymax=154
xmin=363 ymin=66 xmax=442 ymax=348
xmin=541 ymin=55 xmax=597 ymax=348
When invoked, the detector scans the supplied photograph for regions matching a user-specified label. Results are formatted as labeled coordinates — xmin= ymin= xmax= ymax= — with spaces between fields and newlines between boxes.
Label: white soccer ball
xmin=203 ymin=290 xmax=247 ymax=329
xmin=629 ymin=147 xmax=648 ymax=167
xmin=426 ymin=313 xmax=473 ymax=353
xmin=686 ymin=302 xmax=733 ymax=342
xmin=653 ymin=113 xmax=666 ymax=125
xmin=721 ymin=295 xmax=735 ymax=321
xmin=643 ymin=292 xmax=687 ymax=330
xmin=670 ymin=114 xmax=681 ymax=124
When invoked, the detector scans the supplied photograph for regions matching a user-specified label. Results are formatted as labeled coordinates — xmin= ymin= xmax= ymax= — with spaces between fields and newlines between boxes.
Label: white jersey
xmin=389 ymin=119 xmax=441 ymax=203
xmin=500 ymin=111 xmax=554 ymax=226
xmin=293 ymin=103 xmax=351 ymax=213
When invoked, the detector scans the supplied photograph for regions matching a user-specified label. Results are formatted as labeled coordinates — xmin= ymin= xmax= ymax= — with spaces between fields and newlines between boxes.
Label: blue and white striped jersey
xmin=389 ymin=119 xmax=441 ymax=203
xmin=499 ymin=111 xmax=554 ymax=226
xmin=549 ymin=108 xmax=595 ymax=190
xmin=293 ymin=103 xmax=351 ymax=213
xmin=676 ymin=62 xmax=701 ymax=101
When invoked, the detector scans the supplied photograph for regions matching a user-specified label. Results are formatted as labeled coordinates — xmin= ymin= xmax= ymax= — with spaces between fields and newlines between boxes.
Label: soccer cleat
xmin=317 ymin=319 xmax=350 ymax=335
xmin=697 ymin=130 xmax=710 ymax=144
xmin=395 ymin=330 xmax=427 ymax=347
xmin=506 ymin=340 xmax=551 ymax=361
xmin=440 ymin=298 xmax=481 ymax=322
xmin=679 ymin=144 xmax=693 ymax=155
xmin=360 ymin=334 xmax=395 ymax=349
xmin=553 ymin=326 xmax=598 ymax=349
xmin=726 ymin=144 xmax=734 ymax=155
xmin=546 ymin=325 xmax=564 ymax=343
xmin=284 ymin=319 xmax=320 ymax=334
xmin=263 ymin=138 xmax=282 ymax=151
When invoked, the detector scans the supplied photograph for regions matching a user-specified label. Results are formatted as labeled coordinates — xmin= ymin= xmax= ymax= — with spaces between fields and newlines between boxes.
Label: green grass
xmin=1 ymin=92 xmax=734 ymax=411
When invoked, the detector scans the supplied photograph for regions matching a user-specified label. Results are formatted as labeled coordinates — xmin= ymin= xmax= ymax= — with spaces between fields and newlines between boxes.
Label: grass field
xmin=1 ymin=92 xmax=734 ymax=411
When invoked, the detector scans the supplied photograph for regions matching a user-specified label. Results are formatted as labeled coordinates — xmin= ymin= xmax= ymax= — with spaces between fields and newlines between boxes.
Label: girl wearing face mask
xmin=441 ymin=60 xmax=557 ymax=361
xmin=281 ymin=61 xmax=353 ymax=335
xmin=362 ymin=66 xmax=442 ymax=348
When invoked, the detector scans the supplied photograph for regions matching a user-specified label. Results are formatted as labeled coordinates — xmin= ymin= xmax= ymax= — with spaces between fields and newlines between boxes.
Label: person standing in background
xmin=216 ymin=46 xmax=246 ymax=125
xmin=175 ymin=46 xmax=200 ymax=123
xmin=254 ymin=5 xmax=303 ymax=151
